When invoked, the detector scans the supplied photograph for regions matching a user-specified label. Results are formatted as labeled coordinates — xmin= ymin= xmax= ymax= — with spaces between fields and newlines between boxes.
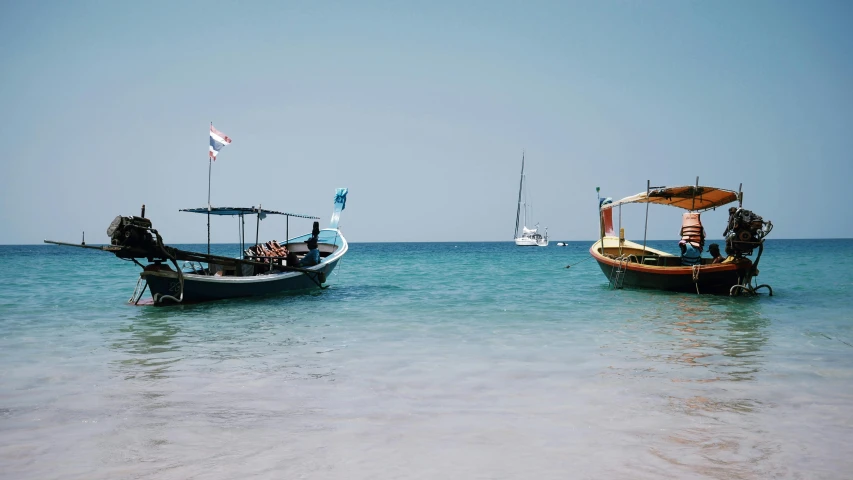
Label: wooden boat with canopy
xmin=45 ymin=188 xmax=349 ymax=305
xmin=590 ymin=181 xmax=773 ymax=295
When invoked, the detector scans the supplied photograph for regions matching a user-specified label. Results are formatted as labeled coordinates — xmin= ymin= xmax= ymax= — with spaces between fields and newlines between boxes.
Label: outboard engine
xmin=724 ymin=207 xmax=773 ymax=256
xmin=106 ymin=215 xmax=157 ymax=251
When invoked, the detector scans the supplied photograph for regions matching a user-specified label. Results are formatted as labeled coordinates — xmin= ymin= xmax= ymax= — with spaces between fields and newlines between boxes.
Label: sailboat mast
xmin=514 ymin=152 xmax=525 ymax=239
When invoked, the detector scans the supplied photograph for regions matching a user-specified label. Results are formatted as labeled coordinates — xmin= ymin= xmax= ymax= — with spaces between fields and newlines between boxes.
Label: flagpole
xmin=207 ymin=122 xmax=232 ymax=256
xmin=207 ymin=155 xmax=212 ymax=255
xmin=207 ymin=122 xmax=213 ymax=256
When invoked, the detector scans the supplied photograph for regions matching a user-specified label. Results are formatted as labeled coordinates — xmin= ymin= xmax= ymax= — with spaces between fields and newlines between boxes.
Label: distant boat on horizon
xmin=513 ymin=153 xmax=548 ymax=247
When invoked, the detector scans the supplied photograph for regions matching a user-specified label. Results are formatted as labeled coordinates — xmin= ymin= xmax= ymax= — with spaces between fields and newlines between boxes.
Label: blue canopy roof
xmin=179 ymin=207 xmax=319 ymax=219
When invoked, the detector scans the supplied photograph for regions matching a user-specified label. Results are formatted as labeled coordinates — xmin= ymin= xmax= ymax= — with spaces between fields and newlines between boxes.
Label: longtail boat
xmin=591 ymin=181 xmax=773 ymax=295
xmin=45 ymin=189 xmax=349 ymax=305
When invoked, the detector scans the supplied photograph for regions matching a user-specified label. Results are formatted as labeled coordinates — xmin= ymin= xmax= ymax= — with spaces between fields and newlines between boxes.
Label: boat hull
xmin=141 ymin=228 xmax=349 ymax=304
xmin=142 ymin=256 xmax=342 ymax=303
xmin=590 ymin=242 xmax=753 ymax=295
xmin=515 ymin=236 xmax=549 ymax=247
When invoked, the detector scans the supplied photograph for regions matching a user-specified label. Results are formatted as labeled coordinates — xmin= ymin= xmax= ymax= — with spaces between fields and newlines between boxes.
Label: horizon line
xmin=11 ymin=237 xmax=853 ymax=247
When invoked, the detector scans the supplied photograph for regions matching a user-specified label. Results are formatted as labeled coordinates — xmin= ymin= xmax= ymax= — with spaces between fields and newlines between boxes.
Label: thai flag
xmin=209 ymin=124 xmax=232 ymax=160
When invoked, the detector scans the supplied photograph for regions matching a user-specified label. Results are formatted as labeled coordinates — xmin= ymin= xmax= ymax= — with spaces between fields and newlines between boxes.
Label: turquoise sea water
xmin=1 ymin=239 xmax=852 ymax=479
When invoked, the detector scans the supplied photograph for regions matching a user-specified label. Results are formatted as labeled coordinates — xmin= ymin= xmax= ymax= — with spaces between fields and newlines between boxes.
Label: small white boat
xmin=513 ymin=153 xmax=548 ymax=247
xmin=556 ymin=242 xmax=568 ymax=247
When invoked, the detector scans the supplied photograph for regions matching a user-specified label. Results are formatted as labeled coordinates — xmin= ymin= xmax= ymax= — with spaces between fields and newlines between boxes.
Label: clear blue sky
xmin=1 ymin=0 xmax=851 ymax=244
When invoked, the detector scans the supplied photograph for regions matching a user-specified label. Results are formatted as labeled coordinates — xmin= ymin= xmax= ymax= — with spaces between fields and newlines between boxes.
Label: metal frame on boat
xmin=591 ymin=180 xmax=773 ymax=295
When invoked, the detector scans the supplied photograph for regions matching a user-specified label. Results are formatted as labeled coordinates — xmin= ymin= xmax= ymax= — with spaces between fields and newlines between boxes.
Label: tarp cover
xmin=601 ymin=186 xmax=738 ymax=212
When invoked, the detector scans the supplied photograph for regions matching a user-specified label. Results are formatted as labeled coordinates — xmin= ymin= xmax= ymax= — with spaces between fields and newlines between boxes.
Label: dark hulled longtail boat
xmin=45 ymin=189 xmax=349 ymax=305
xmin=45 ymin=124 xmax=353 ymax=305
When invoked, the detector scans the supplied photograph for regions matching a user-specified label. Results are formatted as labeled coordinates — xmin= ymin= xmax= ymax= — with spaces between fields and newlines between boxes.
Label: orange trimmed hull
xmin=589 ymin=245 xmax=753 ymax=295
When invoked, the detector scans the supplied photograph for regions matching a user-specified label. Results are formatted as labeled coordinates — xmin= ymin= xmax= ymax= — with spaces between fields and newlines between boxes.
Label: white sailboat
xmin=514 ymin=153 xmax=548 ymax=247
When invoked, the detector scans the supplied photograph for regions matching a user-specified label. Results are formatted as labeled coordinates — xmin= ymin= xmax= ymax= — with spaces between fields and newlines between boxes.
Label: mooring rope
xmin=692 ymin=264 xmax=701 ymax=294
xmin=565 ymin=256 xmax=593 ymax=269
xmin=128 ymin=277 xmax=144 ymax=303
xmin=151 ymin=229 xmax=184 ymax=304
xmin=820 ymin=333 xmax=853 ymax=349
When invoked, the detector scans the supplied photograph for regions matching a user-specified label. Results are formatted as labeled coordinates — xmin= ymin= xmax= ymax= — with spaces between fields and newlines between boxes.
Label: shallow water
xmin=1 ymin=240 xmax=852 ymax=479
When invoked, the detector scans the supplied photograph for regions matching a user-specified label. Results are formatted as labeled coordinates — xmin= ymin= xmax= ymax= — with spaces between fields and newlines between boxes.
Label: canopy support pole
xmin=618 ymin=204 xmax=623 ymax=256
xmin=691 ymin=176 xmax=699 ymax=211
xmin=596 ymin=187 xmax=604 ymax=255
xmin=255 ymin=204 xmax=261 ymax=247
xmin=241 ymin=214 xmax=245 ymax=258
xmin=641 ymin=180 xmax=650 ymax=263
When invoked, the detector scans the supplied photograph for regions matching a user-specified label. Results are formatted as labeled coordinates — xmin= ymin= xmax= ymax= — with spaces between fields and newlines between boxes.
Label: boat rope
xmin=331 ymin=230 xmax=344 ymax=278
xmin=128 ymin=277 xmax=145 ymax=304
xmin=692 ymin=264 xmax=701 ymax=294
xmin=730 ymin=276 xmax=774 ymax=297
xmin=122 ymin=258 xmax=150 ymax=304
xmin=312 ymin=273 xmax=329 ymax=289
xmin=150 ymin=229 xmax=184 ymax=304
xmin=333 ymin=256 xmax=344 ymax=277
xmin=120 ymin=257 xmax=146 ymax=269
xmin=819 ymin=332 xmax=853 ymax=349
xmin=134 ymin=280 xmax=149 ymax=305
xmin=565 ymin=256 xmax=593 ymax=269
